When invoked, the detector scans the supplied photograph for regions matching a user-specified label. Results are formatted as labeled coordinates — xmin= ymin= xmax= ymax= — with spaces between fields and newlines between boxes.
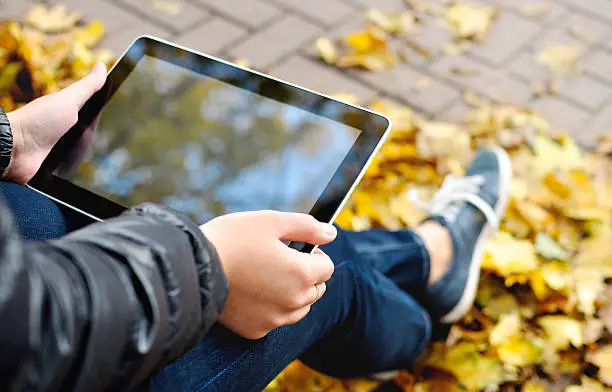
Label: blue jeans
xmin=1 ymin=182 xmax=433 ymax=392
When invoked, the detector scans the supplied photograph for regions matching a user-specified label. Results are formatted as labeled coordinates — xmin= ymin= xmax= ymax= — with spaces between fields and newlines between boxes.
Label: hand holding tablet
xmin=29 ymin=36 xmax=391 ymax=251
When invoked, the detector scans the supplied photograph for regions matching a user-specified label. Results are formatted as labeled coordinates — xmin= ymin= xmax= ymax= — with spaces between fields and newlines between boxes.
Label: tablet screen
xmin=56 ymin=55 xmax=362 ymax=224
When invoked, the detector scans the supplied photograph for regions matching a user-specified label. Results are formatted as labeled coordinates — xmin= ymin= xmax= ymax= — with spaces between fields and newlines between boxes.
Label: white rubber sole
xmin=439 ymin=146 xmax=512 ymax=324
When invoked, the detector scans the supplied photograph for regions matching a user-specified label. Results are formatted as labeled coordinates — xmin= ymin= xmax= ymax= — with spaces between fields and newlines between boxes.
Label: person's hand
xmin=4 ymin=63 xmax=107 ymax=184
xmin=200 ymin=210 xmax=337 ymax=340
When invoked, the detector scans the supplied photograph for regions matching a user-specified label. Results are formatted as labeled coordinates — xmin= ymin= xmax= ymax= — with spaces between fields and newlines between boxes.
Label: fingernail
xmin=323 ymin=223 xmax=337 ymax=238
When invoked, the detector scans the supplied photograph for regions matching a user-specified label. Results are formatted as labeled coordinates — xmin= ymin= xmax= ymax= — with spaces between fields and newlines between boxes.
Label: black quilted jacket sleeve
xmin=0 ymin=202 xmax=229 ymax=392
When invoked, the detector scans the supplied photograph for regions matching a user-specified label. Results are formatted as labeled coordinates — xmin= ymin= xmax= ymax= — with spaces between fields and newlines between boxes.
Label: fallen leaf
xmin=538 ymin=315 xmax=583 ymax=351
xmin=535 ymin=232 xmax=568 ymax=260
xmin=25 ymin=4 xmax=81 ymax=33
xmin=428 ymin=342 xmax=506 ymax=390
xmin=440 ymin=40 xmax=471 ymax=55
xmin=152 ymin=0 xmax=183 ymax=15
xmin=587 ymin=345 xmax=612 ymax=386
xmin=445 ymin=2 xmax=499 ymax=42
xmin=233 ymin=58 xmax=249 ymax=68
xmin=583 ymin=318 xmax=604 ymax=345
xmin=566 ymin=376 xmax=612 ymax=392
xmin=315 ymin=37 xmax=338 ymax=64
xmin=74 ymin=19 xmax=105 ymax=48
xmin=568 ymin=25 xmax=595 ymax=45
xmin=574 ymin=267 xmax=605 ymax=316
xmin=536 ymin=43 xmax=580 ymax=75
xmin=412 ymin=76 xmax=431 ymax=93
xmin=482 ymin=232 xmax=539 ymax=277
xmin=330 ymin=93 xmax=358 ymax=105
xmin=530 ymin=133 xmax=583 ymax=178
xmin=365 ymin=9 xmax=418 ymax=35
xmin=596 ymin=134 xmax=612 ymax=155
xmin=415 ymin=122 xmax=471 ymax=162
xmin=345 ymin=28 xmax=387 ymax=53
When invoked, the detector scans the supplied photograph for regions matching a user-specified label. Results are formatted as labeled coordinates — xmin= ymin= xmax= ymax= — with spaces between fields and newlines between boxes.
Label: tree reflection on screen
xmin=70 ymin=56 xmax=360 ymax=224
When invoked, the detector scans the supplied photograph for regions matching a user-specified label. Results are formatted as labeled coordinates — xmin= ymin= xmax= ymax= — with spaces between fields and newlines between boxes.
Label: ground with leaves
xmin=2 ymin=3 xmax=612 ymax=392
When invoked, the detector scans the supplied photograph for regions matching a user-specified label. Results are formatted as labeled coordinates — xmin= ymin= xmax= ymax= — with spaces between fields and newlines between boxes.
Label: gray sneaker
xmin=410 ymin=147 xmax=512 ymax=323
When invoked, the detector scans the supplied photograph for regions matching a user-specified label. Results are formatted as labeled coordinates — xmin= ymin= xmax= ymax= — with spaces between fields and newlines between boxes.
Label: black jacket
xmin=0 ymin=202 xmax=229 ymax=392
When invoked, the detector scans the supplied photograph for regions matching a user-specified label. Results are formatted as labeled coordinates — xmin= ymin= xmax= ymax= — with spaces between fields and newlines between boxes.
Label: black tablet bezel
xmin=29 ymin=36 xmax=391 ymax=248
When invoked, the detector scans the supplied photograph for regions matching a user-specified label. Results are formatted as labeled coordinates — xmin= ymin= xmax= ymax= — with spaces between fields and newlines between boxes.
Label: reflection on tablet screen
xmin=66 ymin=56 xmax=361 ymax=224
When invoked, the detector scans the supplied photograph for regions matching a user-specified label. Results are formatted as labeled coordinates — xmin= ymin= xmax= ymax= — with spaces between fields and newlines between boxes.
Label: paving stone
xmin=557 ymin=74 xmax=612 ymax=111
xmin=563 ymin=0 xmax=612 ymax=23
xmin=560 ymin=12 xmax=612 ymax=46
xmin=0 ymin=0 xmax=34 ymax=21
xmin=304 ymin=13 xmax=367 ymax=58
xmin=503 ymin=0 xmax=568 ymax=27
xmin=175 ymin=18 xmax=246 ymax=55
xmin=507 ymin=51 xmax=551 ymax=83
xmin=340 ymin=0 xmax=408 ymax=11
xmin=118 ymin=0 xmax=209 ymax=33
xmin=268 ymin=0 xmax=356 ymax=26
xmin=531 ymin=97 xmax=591 ymax=134
xmin=193 ymin=0 xmax=282 ymax=29
xmin=412 ymin=15 xmax=454 ymax=60
xmin=584 ymin=104 xmax=612 ymax=146
xmin=228 ymin=15 xmax=321 ymax=70
xmin=429 ymin=55 xmax=532 ymax=105
xmin=433 ymin=98 xmax=471 ymax=124
xmin=531 ymin=13 xmax=610 ymax=55
xmin=356 ymin=63 xmax=460 ymax=114
xmin=101 ymin=20 xmax=172 ymax=56
xmin=583 ymin=49 xmax=612 ymax=85
xmin=470 ymin=12 xmax=542 ymax=65
xmin=271 ymin=56 xmax=377 ymax=104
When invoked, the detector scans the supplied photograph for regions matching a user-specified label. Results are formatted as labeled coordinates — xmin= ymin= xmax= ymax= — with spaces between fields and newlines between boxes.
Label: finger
xmin=284 ymin=305 xmax=312 ymax=326
xmin=309 ymin=282 xmax=326 ymax=305
xmin=299 ymin=251 xmax=334 ymax=285
xmin=58 ymin=62 xmax=107 ymax=109
xmin=272 ymin=212 xmax=337 ymax=245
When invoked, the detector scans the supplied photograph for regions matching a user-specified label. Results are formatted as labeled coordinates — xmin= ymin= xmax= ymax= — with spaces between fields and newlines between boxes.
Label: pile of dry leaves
xmin=2 ymin=3 xmax=612 ymax=392
xmin=0 ymin=4 xmax=113 ymax=111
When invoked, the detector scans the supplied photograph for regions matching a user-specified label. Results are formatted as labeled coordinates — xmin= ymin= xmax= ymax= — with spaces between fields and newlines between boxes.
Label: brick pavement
xmin=3 ymin=0 xmax=612 ymax=146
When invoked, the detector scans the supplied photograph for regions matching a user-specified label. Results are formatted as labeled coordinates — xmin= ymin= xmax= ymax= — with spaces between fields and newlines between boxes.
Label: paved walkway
xmin=3 ymin=0 xmax=612 ymax=146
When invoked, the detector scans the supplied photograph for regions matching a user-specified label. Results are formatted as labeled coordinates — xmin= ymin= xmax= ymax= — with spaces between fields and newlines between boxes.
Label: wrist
xmin=3 ymin=110 xmax=24 ymax=183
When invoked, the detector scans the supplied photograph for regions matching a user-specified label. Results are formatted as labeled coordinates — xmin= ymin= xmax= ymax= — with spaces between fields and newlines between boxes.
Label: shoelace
xmin=408 ymin=174 xmax=500 ymax=228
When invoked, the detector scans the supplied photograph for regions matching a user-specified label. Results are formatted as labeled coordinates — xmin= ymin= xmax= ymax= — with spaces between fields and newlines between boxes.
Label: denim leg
xmin=0 ymin=181 xmax=69 ymax=240
xmin=150 ymin=258 xmax=431 ymax=392
xmin=322 ymin=226 xmax=431 ymax=296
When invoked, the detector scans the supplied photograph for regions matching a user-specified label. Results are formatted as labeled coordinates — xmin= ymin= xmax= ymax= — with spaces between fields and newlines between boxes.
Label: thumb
xmin=57 ymin=62 xmax=107 ymax=109
xmin=273 ymin=212 xmax=337 ymax=245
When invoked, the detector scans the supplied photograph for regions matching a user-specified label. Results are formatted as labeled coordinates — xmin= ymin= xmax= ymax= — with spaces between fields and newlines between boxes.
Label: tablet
xmin=29 ymin=36 xmax=390 ymax=246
